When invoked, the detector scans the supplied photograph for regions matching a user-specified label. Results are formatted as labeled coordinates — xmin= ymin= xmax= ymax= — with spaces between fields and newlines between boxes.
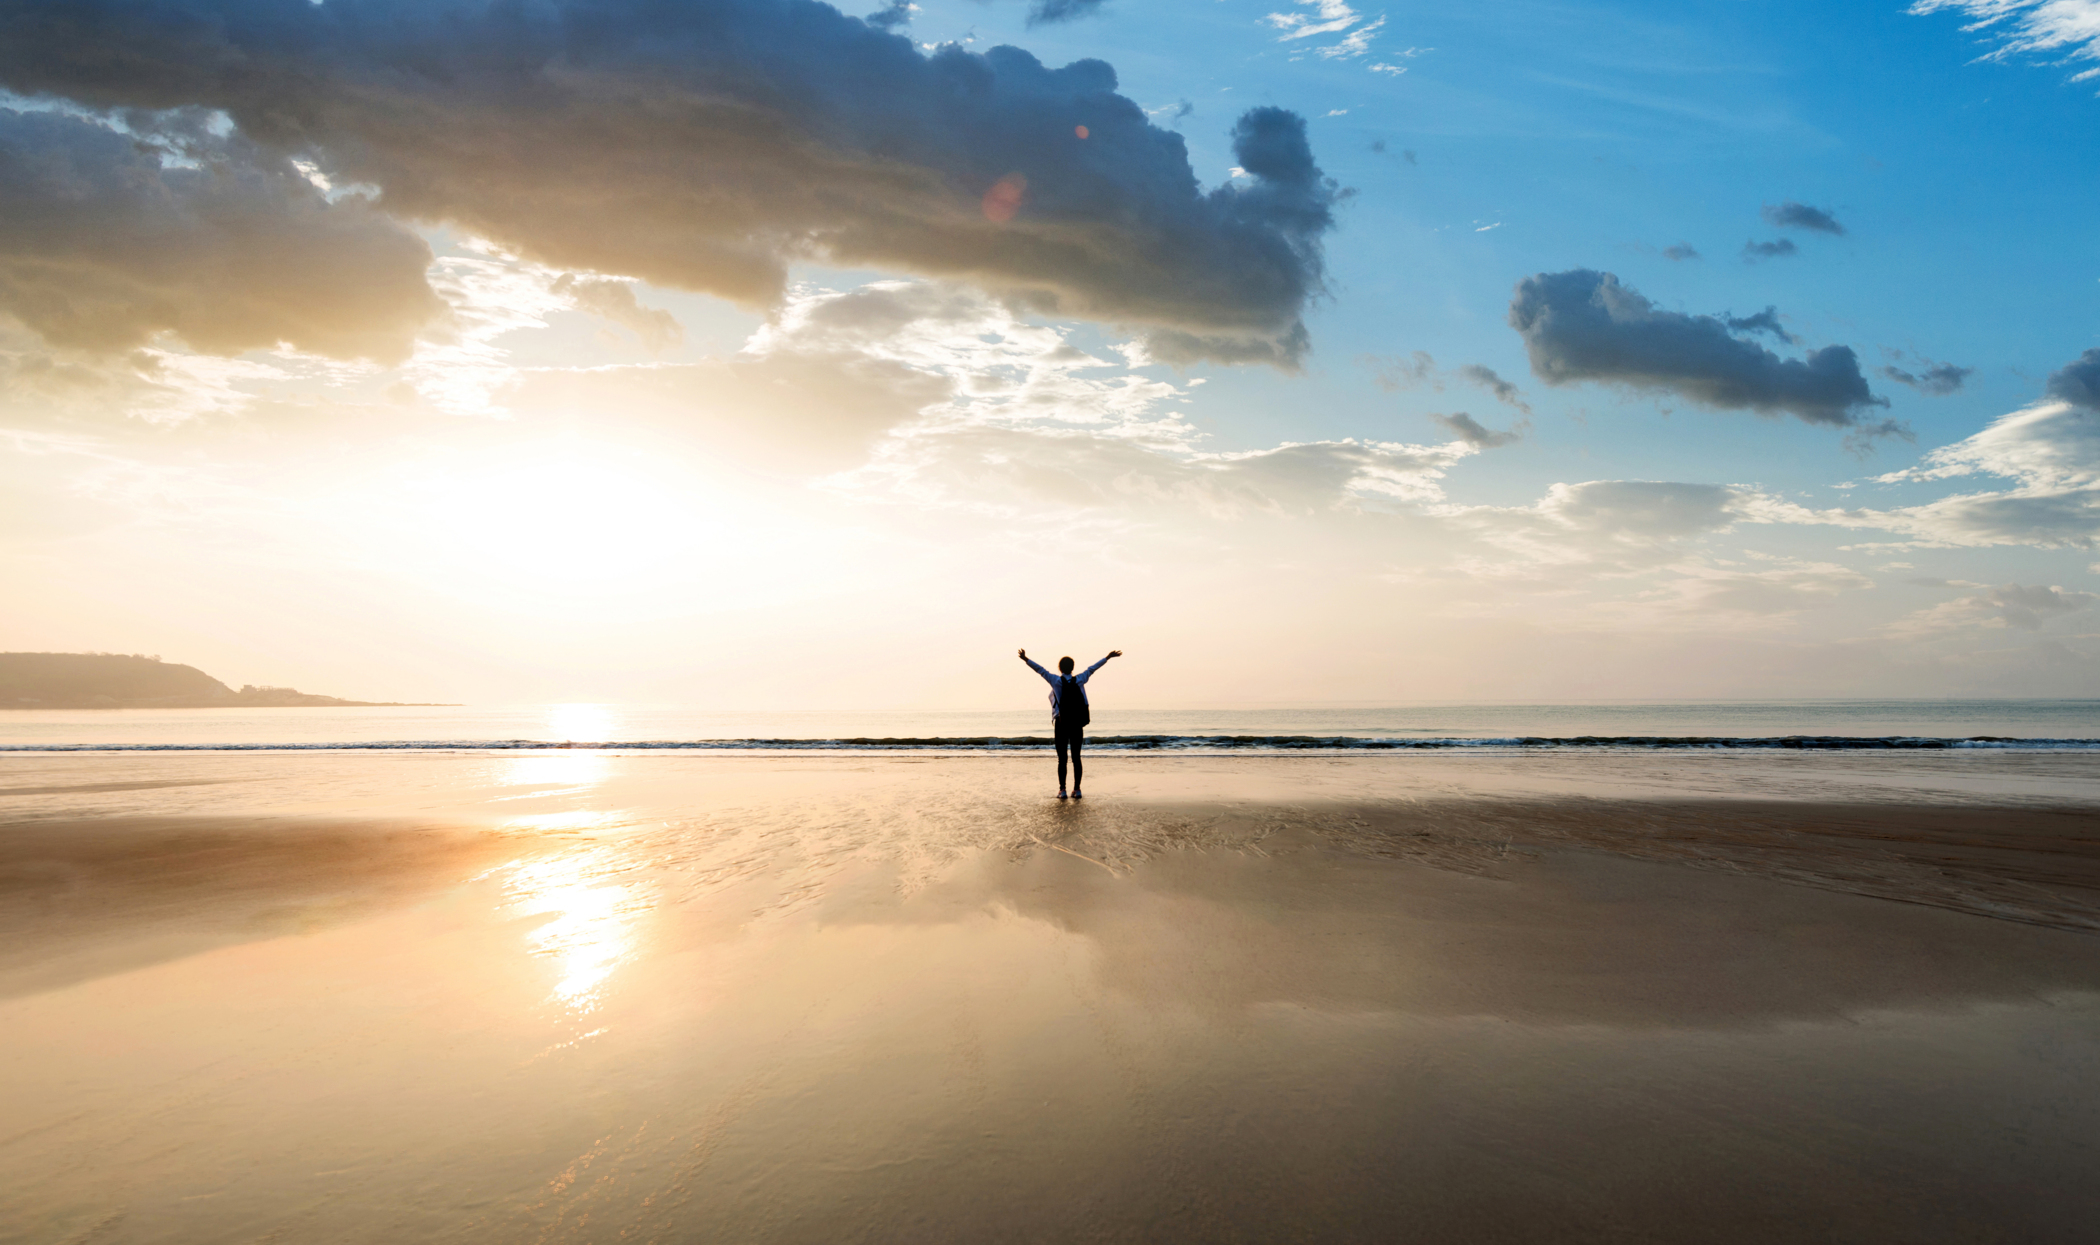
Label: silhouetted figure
xmin=1018 ymin=648 xmax=1121 ymax=799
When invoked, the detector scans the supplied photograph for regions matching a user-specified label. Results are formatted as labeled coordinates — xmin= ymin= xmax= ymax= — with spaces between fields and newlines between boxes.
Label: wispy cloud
xmin=1317 ymin=15 xmax=1386 ymax=59
xmin=1910 ymin=0 xmax=2100 ymax=85
xmin=1265 ymin=0 xmax=1363 ymax=41
xmin=1265 ymin=0 xmax=1397 ymax=65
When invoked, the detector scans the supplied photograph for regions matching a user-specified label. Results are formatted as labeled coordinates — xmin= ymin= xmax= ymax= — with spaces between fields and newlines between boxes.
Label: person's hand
xmin=1108 ymin=649 xmax=1123 ymax=658
xmin=1017 ymin=648 xmax=1027 ymax=659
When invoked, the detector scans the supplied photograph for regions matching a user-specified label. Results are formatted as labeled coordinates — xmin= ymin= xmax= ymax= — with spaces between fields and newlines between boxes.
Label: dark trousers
xmin=1055 ymin=720 xmax=1084 ymax=791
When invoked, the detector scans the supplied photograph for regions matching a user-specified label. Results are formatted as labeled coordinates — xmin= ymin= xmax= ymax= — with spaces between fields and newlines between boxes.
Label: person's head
xmin=1059 ymin=656 xmax=1075 ymax=674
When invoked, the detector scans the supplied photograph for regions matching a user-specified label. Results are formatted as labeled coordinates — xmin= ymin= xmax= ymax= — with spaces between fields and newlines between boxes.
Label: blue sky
xmin=933 ymin=0 xmax=2096 ymax=475
xmin=0 ymin=0 xmax=2095 ymax=705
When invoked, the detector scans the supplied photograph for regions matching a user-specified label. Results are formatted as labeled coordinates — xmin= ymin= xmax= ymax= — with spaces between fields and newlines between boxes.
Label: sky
xmin=0 ymin=0 xmax=2097 ymax=708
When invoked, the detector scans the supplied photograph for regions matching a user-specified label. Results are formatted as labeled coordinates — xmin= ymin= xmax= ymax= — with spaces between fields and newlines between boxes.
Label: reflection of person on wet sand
xmin=1018 ymin=647 xmax=1121 ymax=800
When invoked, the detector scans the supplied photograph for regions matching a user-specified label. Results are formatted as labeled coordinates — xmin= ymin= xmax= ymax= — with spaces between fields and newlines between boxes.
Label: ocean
xmin=4 ymin=699 xmax=2099 ymax=751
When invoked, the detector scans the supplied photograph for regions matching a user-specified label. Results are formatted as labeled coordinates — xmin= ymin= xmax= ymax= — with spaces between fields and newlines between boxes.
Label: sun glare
xmin=548 ymin=702 xmax=617 ymax=742
xmin=427 ymin=452 xmax=696 ymax=587
xmin=305 ymin=429 xmax=893 ymax=629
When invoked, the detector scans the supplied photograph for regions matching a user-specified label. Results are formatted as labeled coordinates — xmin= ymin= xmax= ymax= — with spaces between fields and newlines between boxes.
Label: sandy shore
xmin=3 ymin=750 xmax=2099 ymax=1242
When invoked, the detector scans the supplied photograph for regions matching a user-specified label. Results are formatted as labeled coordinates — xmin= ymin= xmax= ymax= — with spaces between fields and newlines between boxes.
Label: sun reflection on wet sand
xmin=500 ymin=844 xmax=650 ymax=1013
xmin=496 ymin=749 xmax=614 ymax=798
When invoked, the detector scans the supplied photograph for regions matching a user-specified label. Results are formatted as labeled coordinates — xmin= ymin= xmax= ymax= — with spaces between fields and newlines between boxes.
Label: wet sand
xmin=3 ymin=750 xmax=2099 ymax=1243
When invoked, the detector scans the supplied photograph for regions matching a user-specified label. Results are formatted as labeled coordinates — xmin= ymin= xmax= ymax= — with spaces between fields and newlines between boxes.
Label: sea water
xmin=3 ymin=699 xmax=2099 ymax=750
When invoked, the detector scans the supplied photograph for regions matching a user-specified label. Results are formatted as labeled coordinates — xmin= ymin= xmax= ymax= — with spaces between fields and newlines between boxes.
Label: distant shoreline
xmin=0 ymin=702 xmax=460 ymax=711
xmin=1 ymin=652 xmax=449 ymax=711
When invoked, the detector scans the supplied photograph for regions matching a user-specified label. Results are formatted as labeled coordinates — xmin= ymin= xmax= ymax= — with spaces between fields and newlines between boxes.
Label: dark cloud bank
xmin=0 ymin=107 xmax=441 ymax=361
xmin=0 ymin=0 xmax=1336 ymax=365
xmin=1508 ymin=269 xmax=1891 ymax=430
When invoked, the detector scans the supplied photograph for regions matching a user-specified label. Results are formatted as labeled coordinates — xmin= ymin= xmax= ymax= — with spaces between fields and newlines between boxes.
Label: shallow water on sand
xmin=5 ymin=697 xmax=2100 ymax=748
xmin=3 ymin=752 xmax=2099 ymax=1243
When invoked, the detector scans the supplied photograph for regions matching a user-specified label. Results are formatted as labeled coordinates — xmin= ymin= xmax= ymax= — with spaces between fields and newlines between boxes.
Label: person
xmin=1018 ymin=647 xmax=1121 ymax=799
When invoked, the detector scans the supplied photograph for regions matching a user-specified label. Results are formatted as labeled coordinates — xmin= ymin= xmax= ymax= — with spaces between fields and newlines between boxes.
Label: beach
xmin=5 ymin=748 xmax=2099 ymax=1243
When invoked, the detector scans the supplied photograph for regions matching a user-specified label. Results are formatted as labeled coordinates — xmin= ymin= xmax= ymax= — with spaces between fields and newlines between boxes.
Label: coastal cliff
xmin=0 ymin=653 xmax=436 ymax=709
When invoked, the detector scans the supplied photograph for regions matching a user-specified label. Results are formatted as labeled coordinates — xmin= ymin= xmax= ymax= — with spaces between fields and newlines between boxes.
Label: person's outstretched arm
xmin=1018 ymin=648 xmax=1057 ymax=685
xmin=1075 ymin=650 xmax=1123 ymax=684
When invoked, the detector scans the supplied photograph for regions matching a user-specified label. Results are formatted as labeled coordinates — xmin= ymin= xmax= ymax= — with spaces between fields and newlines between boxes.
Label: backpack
xmin=1058 ymin=675 xmax=1090 ymax=729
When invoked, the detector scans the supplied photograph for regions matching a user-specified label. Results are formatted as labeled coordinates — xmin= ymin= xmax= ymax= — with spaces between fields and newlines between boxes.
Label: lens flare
xmin=981 ymin=173 xmax=1027 ymax=223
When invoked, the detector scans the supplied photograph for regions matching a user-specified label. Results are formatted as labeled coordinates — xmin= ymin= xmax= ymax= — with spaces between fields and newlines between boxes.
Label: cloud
xmin=1723 ymin=307 xmax=1794 ymax=344
xmin=723 ymin=278 xmax=1476 ymax=516
xmin=1662 ymin=243 xmax=1700 ymax=261
xmin=0 ymin=0 xmax=1337 ymax=368
xmin=1891 ymin=581 xmax=2096 ymax=634
xmin=553 ymin=276 xmax=683 ymax=355
xmin=2047 ymin=347 xmax=2100 ymax=410
xmin=1454 ymin=364 xmax=1531 ymax=413
xmin=1507 ymin=269 xmax=1891 ymax=429
xmin=844 ymin=425 xmax=1470 ymax=520
xmin=1742 ymin=238 xmax=1799 ymax=262
xmin=1317 ymin=15 xmax=1386 ymax=59
xmin=1027 ymin=0 xmax=1109 ymax=24
xmin=1881 ymin=361 xmax=1973 ymax=395
xmin=1435 ymin=480 xmax=1844 ymax=622
xmin=1843 ymin=385 xmax=2100 ymax=547
xmin=1430 ymin=411 xmax=1520 ymax=448
xmin=863 ymin=0 xmax=915 ymax=30
xmin=1266 ymin=0 xmax=1388 ymax=62
xmin=748 ymin=279 xmax=1185 ymax=431
xmin=1531 ymin=480 xmax=1767 ymax=542
xmin=1366 ymin=354 xmax=1530 ymax=415
xmin=1656 ymin=560 xmax=1872 ymax=616
xmin=1761 ymin=201 xmax=1846 ymax=235
xmin=0 ymin=319 xmax=298 ymax=428
xmin=1429 ymin=480 xmax=1877 ymax=626
xmin=1882 ymin=393 xmax=2100 ymax=492
xmin=1366 ymin=350 xmax=1436 ymax=391
xmin=1908 ymin=0 xmax=2100 ymax=86
xmin=0 ymin=107 xmax=441 ymax=363
xmin=1266 ymin=0 xmax=1364 ymax=41
xmin=1452 ymin=480 xmax=1800 ymax=551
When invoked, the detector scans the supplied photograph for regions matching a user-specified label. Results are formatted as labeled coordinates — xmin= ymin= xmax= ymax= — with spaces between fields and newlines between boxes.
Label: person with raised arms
xmin=1018 ymin=648 xmax=1122 ymax=799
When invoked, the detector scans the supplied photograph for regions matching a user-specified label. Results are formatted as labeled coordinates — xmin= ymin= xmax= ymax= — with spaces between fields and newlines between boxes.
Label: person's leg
xmin=1054 ymin=726 xmax=1069 ymax=795
xmin=1070 ymin=729 xmax=1084 ymax=796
